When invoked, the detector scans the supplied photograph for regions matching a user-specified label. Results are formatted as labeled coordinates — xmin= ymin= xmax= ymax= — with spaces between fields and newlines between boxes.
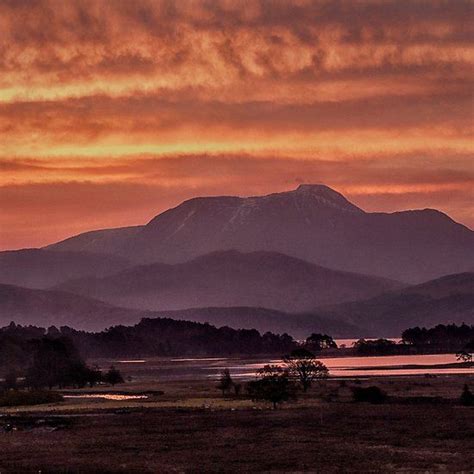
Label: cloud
xmin=1 ymin=0 xmax=472 ymax=100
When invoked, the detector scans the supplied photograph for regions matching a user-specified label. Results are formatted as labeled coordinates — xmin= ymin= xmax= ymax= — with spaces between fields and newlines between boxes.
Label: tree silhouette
xmin=25 ymin=337 xmax=87 ymax=389
xmin=283 ymin=349 xmax=328 ymax=392
xmin=104 ymin=366 xmax=124 ymax=386
xmin=247 ymin=365 xmax=297 ymax=409
xmin=306 ymin=334 xmax=337 ymax=352
xmin=216 ymin=369 xmax=234 ymax=396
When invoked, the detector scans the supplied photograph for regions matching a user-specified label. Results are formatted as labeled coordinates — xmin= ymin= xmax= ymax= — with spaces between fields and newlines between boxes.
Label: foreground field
xmin=1 ymin=375 xmax=473 ymax=472
xmin=1 ymin=403 xmax=473 ymax=473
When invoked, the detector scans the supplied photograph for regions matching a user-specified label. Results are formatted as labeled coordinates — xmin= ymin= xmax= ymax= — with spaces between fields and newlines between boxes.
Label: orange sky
xmin=1 ymin=0 xmax=473 ymax=250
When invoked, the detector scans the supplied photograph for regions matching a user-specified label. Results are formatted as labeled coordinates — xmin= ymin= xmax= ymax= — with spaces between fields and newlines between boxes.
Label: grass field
xmin=1 ymin=374 xmax=473 ymax=472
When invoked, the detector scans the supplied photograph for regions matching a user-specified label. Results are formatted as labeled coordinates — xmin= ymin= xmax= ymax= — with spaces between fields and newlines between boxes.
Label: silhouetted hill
xmin=321 ymin=273 xmax=474 ymax=336
xmin=57 ymin=250 xmax=401 ymax=313
xmin=397 ymin=272 xmax=474 ymax=298
xmin=0 ymin=283 xmax=144 ymax=331
xmin=0 ymin=249 xmax=131 ymax=289
xmin=46 ymin=184 xmax=474 ymax=283
xmin=151 ymin=307 xmax=362 ymax=339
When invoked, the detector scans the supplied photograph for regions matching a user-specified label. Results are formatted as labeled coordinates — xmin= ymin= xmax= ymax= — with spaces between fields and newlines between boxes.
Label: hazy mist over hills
xmin=1 ymin=273 xmax=472 ymax=338
xmin=56 ymin=250 xmax=401 ymax=313
xmin=0 ymin=283 xmax=144 ymax=331
xmin=0 ymin=249 xmax=131 ymax=289
xmin=0 ymin=283 xmax=360 ymax=338
xmin=321 ymin=273 xmax=474 ymax=336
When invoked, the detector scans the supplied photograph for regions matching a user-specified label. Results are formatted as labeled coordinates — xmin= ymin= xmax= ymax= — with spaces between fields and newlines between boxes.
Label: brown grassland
xmin=0 ymin=374 xmax=473 ymax=473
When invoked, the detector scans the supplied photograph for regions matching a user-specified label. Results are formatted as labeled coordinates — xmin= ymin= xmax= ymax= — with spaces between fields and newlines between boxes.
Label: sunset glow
xmin=1 ymin=0 xmax=473 ymax=249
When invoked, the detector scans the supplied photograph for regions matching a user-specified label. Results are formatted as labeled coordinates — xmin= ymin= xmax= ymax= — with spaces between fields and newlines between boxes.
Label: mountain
xmin=0 ymin=283 xmax=361 ymax=337
xmin=46 ymin=184 xmax=474 ymax=283
xmin=0 ymin=248 xmax=131 ymax=289
xmin=321 ymin=272 xmax=474 ymax=336
xmin=0 ymin=283 xmax=145 ymax=331
xmin=56 ymin=250 xmax=401 ymax=313
xmin=6 ymin=273 xmax=471 ymax=338
xmin=45 ymin=225 xmax=144 ymax=255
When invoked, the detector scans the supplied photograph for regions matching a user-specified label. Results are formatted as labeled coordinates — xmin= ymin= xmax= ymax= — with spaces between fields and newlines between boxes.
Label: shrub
xmin=460 ymin=384 xmax=474 ymax=406
xmin=3 ymin=369 xmax=18 ymax=391
xmin=233 ymin=383 xmax=242 ymax=396
xmin=103 ymin=366 xmax=124 ymax=386
xmin=0 ymin=390 xmax=63 ymax=407
xmin=352 ymin=386 xmax=387 ymax=404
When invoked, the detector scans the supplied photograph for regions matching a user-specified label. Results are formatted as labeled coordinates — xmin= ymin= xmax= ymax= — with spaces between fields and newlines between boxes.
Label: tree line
xmin=0 ymin=321 xmax=343 ymax=369
xmin=1 ymin=319 xmax=472 ymax=384
xmin=0 ymin=318 xmax=299 ymax=370
xmin=353 ymin=324 xmax=473 ymax=357
xmin=402 ymin=323 xmax=474 ymax=353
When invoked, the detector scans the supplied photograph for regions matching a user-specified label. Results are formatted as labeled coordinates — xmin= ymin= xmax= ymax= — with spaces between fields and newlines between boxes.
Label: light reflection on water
xmin=64 ymin=394 xmax=148 ymax=400
xmin=169 ymin=357 xmax=228 ymax=362
xmin=112 ymin=353 xmax=472 ymax=380
xmin=207 ymin=354 xmax=472 ymax=378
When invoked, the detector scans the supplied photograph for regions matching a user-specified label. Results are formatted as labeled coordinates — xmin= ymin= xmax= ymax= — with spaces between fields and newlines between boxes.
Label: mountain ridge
xmin=44 ymin=184 xmax=474 ymax=283
xmin=320 ymin=272 xmax=474 ymax=336
xmin=56 ymin=249 xmax=402 ymax=313
xmin=0 ymin=248 xmax=132 ymax=289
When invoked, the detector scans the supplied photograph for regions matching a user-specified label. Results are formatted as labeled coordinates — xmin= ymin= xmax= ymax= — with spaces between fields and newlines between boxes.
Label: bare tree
xmin=456 ymin=350 xmax=473 ymax=363
xmin=283 ymin=349 xmax=328 ymax=392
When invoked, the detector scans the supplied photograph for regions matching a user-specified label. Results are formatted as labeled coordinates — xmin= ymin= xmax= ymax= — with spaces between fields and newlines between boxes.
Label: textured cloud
xmin=0 ymin=0 xmax=473 ymax=248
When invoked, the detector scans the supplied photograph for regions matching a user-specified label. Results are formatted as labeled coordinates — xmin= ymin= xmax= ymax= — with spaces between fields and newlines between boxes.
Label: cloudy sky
xmin=0 ymin=0 xmax=473 ymax=249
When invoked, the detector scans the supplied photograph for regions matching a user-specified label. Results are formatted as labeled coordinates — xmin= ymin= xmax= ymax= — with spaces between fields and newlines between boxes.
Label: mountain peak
xmin=292 ymin=184 xmax=363 ymax=213
xmin=296 ymin=183 xmax=332 ymax=192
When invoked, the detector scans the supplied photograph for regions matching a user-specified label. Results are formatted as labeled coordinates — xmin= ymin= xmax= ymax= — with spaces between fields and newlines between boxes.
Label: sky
xmin=0 ymin=0 xmax=473 ymax=250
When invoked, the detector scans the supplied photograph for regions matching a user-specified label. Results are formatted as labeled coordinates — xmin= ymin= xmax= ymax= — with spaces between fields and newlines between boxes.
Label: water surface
xmin=64 ymin=394 xmax=148 ymax=400
xmin=108 ymin=353 xmax=472 ymax=381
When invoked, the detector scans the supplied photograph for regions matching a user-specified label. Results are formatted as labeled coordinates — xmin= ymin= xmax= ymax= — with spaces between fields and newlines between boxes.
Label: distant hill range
xmin=0 ymin=283 xmax=143 ymax=331
xmin=46 ymin=184 xmax=474 ymax=283
xmin=148 ymin=307 xmax=362 ymax=339
xmin=0 ymin=273 xmax=472 ymax=338
xmin=0 ymin=249 xmax=131 ymax=289
xmin=56 ymin=250 xmax=401 ymax=313
xmin=320 ymin=272 xmax=474 ymax=336
xmin=0 ymin=283 xmax=360 ymax=338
